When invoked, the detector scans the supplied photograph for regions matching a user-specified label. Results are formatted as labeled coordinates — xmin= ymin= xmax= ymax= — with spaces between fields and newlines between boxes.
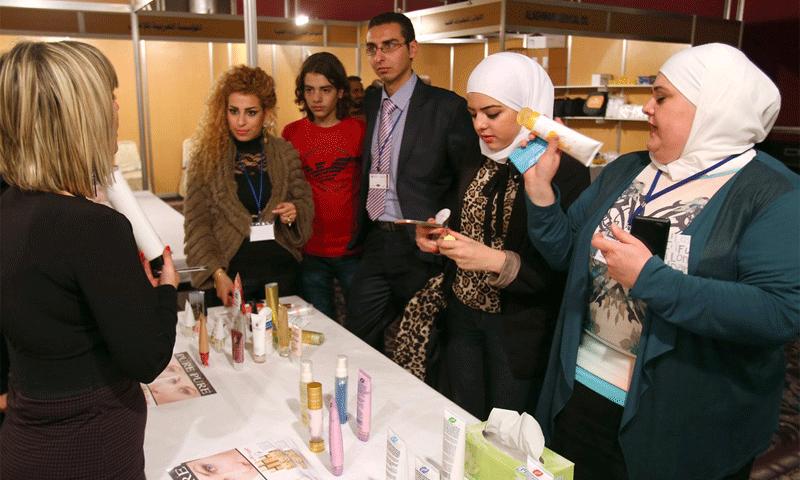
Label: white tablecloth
xmin=143 ymin=296 xmax=478 ymax=479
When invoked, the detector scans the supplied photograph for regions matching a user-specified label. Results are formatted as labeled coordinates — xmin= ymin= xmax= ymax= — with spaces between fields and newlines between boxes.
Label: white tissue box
xmin=465 ymin=422 xmax=573 ymax=480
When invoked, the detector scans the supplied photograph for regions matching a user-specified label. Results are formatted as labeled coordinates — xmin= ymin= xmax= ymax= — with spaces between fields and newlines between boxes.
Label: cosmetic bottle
xmin=211 ymin=312 xmax=226 ymax=353
xmin=181 ymin=299 xmax=195 ymax=339
xmin=307 ymin=382 xmax=324 ymax=453
xmin=275 ymin=305 xmax=290 ymax=357
xmin=335 ymin=355 xmax=348 ymax=424
xmin=188 ymin=290 xmax=206 ymax=330
xmin=251 ymin=309 xmax=266 ymax=363
xmin=300 ymin=360 xmax=313 ymax=427
xmin=231 ymin=274 xmax=246 ymax=370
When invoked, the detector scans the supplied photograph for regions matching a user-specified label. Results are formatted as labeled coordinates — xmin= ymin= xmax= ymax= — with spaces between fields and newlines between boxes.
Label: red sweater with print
xmin=282 ymin=116 xmax=366 ymax=257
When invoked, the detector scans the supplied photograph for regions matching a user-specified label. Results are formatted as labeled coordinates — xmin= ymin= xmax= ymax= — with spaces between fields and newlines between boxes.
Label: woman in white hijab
xmin=524 ymin=43 xmax=799 ymax=479
xmin=397 ymin=52 xmax=589 ymax=420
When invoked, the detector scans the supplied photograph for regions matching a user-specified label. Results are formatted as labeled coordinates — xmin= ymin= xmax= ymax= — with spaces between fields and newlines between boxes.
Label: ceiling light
xmin=295 ymin=14 xmax=309 ymax=26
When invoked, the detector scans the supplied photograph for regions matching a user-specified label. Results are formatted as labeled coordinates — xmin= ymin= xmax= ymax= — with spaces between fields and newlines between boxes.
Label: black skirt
xmin=0 ymin=374 xmax=147 ymax=480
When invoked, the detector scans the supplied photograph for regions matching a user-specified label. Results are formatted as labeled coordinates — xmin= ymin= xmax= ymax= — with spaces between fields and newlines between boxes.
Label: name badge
xmin=369 ymin=173 xmax=389 ymax=190
xmin=663 ymin=233 xmax=690 ymax=273
xmin=250 ymin=221 xmax=275 ymax=242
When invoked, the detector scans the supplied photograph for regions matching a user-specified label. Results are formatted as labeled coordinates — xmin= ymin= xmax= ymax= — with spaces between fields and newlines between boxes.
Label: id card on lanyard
xmin=239 ymin=151 xmax=274 ymax=242
xmin=250 ymin=221 xmax=275 ymax=242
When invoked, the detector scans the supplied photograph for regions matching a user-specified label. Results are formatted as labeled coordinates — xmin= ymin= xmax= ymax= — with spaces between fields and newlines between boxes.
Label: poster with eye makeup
xmin=142 ymin=352 xmax=217 ymax=406
xmin=167 ymin=438 xmax=320 ymax=480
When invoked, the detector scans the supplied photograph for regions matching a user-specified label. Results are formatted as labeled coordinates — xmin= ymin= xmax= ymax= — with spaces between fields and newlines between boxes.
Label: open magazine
xmin=142 ymin=352 xmax=216 ymax=406
xmin=168 ymin=438 xmax=320 ymax=480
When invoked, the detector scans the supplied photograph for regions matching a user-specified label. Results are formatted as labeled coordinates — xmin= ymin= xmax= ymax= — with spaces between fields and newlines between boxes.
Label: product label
xmin=231 ymin=329 xmax=244 ymax=363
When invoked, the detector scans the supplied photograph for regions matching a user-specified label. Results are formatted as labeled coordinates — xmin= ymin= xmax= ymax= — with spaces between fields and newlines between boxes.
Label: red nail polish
xmin=139 ymin=252 xmax=145 ymax=260
xmin=166 ymin=245 xmax=171 ymax=253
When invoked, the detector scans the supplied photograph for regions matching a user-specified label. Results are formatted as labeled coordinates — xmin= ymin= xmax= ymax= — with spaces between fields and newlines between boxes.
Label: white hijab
xmin=466 ymin=52 xmax=554 ymax=163
xmin=656 ymin=43 xmax=781 ymax=181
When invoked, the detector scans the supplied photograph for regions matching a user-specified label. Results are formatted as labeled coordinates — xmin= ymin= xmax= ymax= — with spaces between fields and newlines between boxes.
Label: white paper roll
xmin=517 ymin=109 xmax=603 ymax=166
xmin=105 ymin=168 xmax=164 ymax=261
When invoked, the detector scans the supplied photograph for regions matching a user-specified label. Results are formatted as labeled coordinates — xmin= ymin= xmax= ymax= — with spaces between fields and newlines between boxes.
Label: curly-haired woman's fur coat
xmin=183 ymin=135 xmax=313 ymax=290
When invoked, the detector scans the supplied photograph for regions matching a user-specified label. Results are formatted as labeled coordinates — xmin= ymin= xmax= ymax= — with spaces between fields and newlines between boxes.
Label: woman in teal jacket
xmin=523 ymin=43 xmax=799 ymax=480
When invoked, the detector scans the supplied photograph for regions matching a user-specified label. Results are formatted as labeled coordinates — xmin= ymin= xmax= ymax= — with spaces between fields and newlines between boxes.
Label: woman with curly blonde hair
xmin=184 ymin=65 xmax=313 ymax=305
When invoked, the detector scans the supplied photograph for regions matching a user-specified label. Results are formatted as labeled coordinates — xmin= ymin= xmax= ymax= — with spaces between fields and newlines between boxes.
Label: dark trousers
xmin=444 ymin=297 xmax=535 ymax=421
xmin=301 ymin=254 xmax=360 ymax=321
xmin=551 ymin=382 xmax=755 ymax=480
xmin=346 ymin=225 xmax=439 ymax=353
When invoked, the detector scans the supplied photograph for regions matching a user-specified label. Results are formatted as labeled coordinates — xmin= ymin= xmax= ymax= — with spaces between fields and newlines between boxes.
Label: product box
xmin=465 ymin=422 xmax=574 ymax=480
xmin=591 ymin=73 xmax=612 ymax=86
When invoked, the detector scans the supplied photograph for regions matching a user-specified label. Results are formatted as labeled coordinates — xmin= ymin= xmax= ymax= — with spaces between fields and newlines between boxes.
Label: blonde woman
xmin=184 ymin=65 xmax=313 ymax=306
xmin=0 ymin=40 xmax=179 ymax=479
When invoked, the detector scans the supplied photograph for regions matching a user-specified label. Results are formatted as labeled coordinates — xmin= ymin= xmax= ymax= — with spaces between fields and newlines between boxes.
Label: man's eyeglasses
xmin=365 ymin=42 xmax=407 ymax=56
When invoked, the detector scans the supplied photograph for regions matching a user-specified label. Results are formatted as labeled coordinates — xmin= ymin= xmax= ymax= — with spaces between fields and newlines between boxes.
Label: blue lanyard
xmin=628 ymin=152 xmax=744 ymax=226
xmin=238 ymin=154 xmax=264 ymax=222
xmin=375 ymin=106 xmax=404 ymax=170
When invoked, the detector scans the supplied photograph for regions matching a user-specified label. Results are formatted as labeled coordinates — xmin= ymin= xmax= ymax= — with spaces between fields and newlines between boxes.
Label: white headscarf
xmin=656 ymin=43 xmax=781 ymax=181
xmin=466 ymin=52 xmax=554 ymax=163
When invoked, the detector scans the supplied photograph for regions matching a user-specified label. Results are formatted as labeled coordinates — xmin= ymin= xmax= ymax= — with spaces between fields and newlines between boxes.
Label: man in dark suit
xmin=345 ymin=12 xmax=480 ymax=353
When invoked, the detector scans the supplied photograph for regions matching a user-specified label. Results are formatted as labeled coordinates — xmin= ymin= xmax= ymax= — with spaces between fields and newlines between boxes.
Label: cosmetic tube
xmin=386 ymin=427 xmax=409 ymax=480
xmin=335 ymin=355 xmax=348 ymax=424
xmin=302 ymin=330 xmax=325 ymax=345
xmin=251 ymin=310 xmax=266 ymax=363
xmin=415 ymin=456 xmax=441 ymax=480
xmin=106 ymin=167 xmax=164 ymax=272
xmin=231 ymin=274 xmax=246 ymax=370
xmin=516 ymin=108 xmax=603 ymax=166
xmin=259 ymin=305 xmax=273 ymax=354
xmin=181 ymin=299 xmax=195 ymax=339
xmin=211 ymin=312 xmax=225 ymax=353
xmin=198 ymin=313 xmax=209 ymax=366
xmin=441 ymin=408 xmax=466 ymax=480
xmin=307 ymin=382 xmax=324 ymax=453
xmin=290 ymin=323 xmax=303 ymax=358
xmin=300 ymin=360 xmax=313 ymax=427
xmin=275 ymin=305 xmax=290 ymax=357
xmin=287 ymin=303 xmax=315 ymax=316
xmin=265 ymin=283 xmax=279 ymax=348
xmin=356 ymin=369 xmax=372 ymax=442
xmin=329 ymin=397 xmax=344 ymax=475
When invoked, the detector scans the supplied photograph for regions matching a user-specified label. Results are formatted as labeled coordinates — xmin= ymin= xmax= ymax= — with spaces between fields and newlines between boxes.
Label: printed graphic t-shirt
xmin=282 ymin=116 xmax=366 ymax=257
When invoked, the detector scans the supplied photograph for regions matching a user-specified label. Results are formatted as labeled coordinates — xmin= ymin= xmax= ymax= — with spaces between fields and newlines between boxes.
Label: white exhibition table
xmin=143 ymin=296 xmax=479 ymax=479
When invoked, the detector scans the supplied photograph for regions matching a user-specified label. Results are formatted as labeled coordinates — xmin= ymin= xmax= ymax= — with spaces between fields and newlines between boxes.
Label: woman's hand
xmin=272 ymin=202 xmax=297 ymax=226
xmin=522 ymin=134 xmax=562 ymax=207
xmin=213 ymin=269 xmax=235 ymax=307
xmin=591 ymin=223 xmax=653 ymax=289
xmin=415 ymin=218 xmax=447 ymax=253
xmin=436 ymin=230 xmax=506 ymax=273
xmin=141 ymin=246 xmax=179 ymax=289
